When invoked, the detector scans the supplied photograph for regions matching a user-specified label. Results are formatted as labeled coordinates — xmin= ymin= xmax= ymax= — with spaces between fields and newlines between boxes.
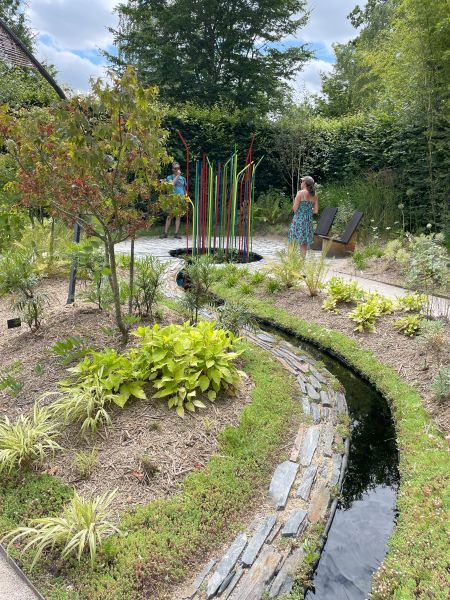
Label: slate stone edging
xmin=182 ymin=329 xmax=351 ymax=600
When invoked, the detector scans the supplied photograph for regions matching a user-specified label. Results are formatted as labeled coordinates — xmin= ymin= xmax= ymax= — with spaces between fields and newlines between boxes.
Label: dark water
xmin=269 ymin=330 xmax=400 ymax=600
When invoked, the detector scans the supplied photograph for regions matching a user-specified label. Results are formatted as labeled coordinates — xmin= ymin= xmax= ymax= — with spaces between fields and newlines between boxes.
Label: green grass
xmin=1 ymin=342 xmax=299 ymax=599
xmin=212 ymin=282 xmax=450 ymax=599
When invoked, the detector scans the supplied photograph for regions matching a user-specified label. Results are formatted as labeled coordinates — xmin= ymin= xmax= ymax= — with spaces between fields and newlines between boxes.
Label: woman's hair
xmin=301 ymin=175 xmax=316 ymax=196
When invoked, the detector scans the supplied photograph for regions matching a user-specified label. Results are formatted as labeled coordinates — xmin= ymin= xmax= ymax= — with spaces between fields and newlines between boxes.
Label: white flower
xmin=370 ymin=219 xmax=375 ymax=222
xmin=386 ymin=227 xmax=391 ymax=230
xmin=426 ymin=223 xmax=432 ymax=229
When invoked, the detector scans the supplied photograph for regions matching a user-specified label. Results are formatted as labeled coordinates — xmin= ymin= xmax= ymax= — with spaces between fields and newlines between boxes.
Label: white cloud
xmin=28 ymin=0 xmax=119 ymax=92
xmin=302 ymin=0 xmax=362 ymax=48
xmin=36 ymin=40 xmax=106 ymax=93
xmin=29 ymin=0 xmax=118 ymax=49
xmin=292 ymin=58 xmax=333 ymax=98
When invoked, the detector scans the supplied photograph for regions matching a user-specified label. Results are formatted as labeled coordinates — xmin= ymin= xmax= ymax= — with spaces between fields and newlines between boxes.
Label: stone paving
xmin=0 ymin=547 xmax=42 ymax=600
xmin=177 ymin=330 xmax=349 ymax=599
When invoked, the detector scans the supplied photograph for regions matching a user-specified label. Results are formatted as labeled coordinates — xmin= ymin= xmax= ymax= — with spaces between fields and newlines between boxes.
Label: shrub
xmin=74 ymin=449 xmax=98 ymax=480
xmin=0 ymin=251 xmax=48 ymax=331
xmin=68 ymin=239 xmax=108 ymax=309
xmin=432 ymin=366 xmax=450 ymax=402
xmin=266 ymin=243 xmax=304 ymax=289
xmin=181 ymin=255 xmax=215 ymax=324
xmin=51 ymin=350 xmax=146 ymax=434
xmin=0 ymin=405 xmax=62 ymax=475
xmin=253 ymin=189 xmax=291 ymax=226
xmin=216 ymin=302 xmax=254 ymax=335
xmin=322 ymin=277 xmax=365 ymax=311
xmin=132 ymin=321 xmax=241 ymax=417
xmin=132 ymin=256 xmax=167 ymax=319
xmin=2 ymin=490 xmax=121 ymax=568
xmin=418 ymin=319 xmax=448 ymax=355
xmin=348 ymin=301 xmax=379 ymax=333
xmin=49 ymin=336 xmax=92 ymax=366
xmin=405 ymin=233 xmax=449 ymax=291
xmin=0 ymin=361 xmax=23 ymax=397
xmin=393 ymin=315 xmax=421 ymax=337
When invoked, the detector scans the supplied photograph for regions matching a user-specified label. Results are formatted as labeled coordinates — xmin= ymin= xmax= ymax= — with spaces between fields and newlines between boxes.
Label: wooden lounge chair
xmin=310 ymin=207 xmax=338 ymax=251
xmin=317 ymin=210 xmax=363 ymax=257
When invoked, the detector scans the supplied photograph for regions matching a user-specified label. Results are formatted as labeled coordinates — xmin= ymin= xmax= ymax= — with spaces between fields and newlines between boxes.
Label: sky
xmin=28 ymin=0 xmax=361 ymax=97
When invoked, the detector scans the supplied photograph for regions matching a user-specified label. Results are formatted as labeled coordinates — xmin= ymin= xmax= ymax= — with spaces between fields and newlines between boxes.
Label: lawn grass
xmin=212 ymin=281 xmax=450 ymax=599
xmin=1 ymin=341 xmax=299 ymax=599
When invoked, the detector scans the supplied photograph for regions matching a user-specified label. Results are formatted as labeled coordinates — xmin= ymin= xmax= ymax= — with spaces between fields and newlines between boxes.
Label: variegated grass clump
xmin=0 ymin=404 xmax=62 ymax=475
xmin=2 ymin=490 xmax=121 ymax=568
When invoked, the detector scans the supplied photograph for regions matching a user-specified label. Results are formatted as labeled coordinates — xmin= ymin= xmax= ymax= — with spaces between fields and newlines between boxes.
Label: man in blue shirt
xmin=160 ymin=162 xmax=186 ymax=238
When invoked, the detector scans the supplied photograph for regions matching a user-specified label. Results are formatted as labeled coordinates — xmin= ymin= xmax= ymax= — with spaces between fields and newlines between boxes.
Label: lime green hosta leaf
xmin=208 ymin=390 xmax=216 ymax=402
xmin=193 ymin=399 xmax=206 ymax=408
xmin=198 ymin=375 xmax=210 ymax=392
xmin=176 ymin=405 xmax=185 ymax=418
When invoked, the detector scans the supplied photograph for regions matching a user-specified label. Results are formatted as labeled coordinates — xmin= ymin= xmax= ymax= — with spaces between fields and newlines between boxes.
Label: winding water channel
xmin=271 ymin=329 xmax=400 ymax=600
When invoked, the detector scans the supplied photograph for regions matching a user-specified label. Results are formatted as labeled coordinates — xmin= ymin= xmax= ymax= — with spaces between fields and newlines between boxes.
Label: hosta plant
xmin=132 ymin=321 xmax=242 ymax=417
xmin=393 ymin=315 xmax=421 ymax=337
xmin=395 ymin=292 xmax=428 ymax=313
xmin=0 ymin=404 xmax=62 ymax=475
xmin=51 ymin=349 xmax=146 ymax=434
xmin=365 ymin=292 xmax=394 ymax=315
xmin=348 ymin=301 xmax=380 ymax=333
xmin=322 ymin=277 xmax=365 ymax=312
xmin=2 ymin=490 xmax=121 ymax=568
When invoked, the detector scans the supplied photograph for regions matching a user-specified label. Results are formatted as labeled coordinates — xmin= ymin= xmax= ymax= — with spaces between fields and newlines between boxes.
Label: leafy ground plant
xmin=395 ymin=292 xmax=427 ymax=313
xmin=2 ymin=490 xmax=120 ymax=569
xmin=49 ymin=336 xmax=92 ymax=366
xmin=322 ymin=277 xmax=366 ymax=312
xmin=0 ymin=405 xmax=62 ymax=475
xmin=51 ymin=349 xmax=146 ymax=434
xmin=393 ymin=315 xmax=421 ymax=337
xmin=266 ymin=243 xmax=304 ymax=289
xmin=418 ymin=319 xmax=448 ymax=356
xmin=0 ymin=360 xmax=23 ymax=397
xmin=348 ymin=300 xmax=380 ymax=332
xmin=0 ymin=251 xmax=48 ymax=331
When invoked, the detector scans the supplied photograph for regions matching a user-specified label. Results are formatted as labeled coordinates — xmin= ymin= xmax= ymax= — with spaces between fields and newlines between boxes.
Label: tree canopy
xmin=109 ymin=0 xmax=312 ymax=112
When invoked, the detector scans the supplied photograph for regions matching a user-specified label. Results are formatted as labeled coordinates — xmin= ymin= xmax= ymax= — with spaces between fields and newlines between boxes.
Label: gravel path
xmin=0 ymin=549 xmax=41 ymax=600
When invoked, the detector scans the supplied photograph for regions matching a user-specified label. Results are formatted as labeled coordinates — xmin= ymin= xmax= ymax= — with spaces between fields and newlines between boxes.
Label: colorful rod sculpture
xmin=177 ymin=132 xmax=262 ymax=262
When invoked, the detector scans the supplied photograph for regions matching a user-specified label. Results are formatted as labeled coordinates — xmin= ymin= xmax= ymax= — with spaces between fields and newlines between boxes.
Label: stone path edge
xmin=0 ymin=544 xmax=44 ymax=600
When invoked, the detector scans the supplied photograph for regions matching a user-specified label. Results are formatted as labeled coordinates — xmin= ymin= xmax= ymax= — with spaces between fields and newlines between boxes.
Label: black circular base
xmin=169 ymin=247 xmax=263 ymax=264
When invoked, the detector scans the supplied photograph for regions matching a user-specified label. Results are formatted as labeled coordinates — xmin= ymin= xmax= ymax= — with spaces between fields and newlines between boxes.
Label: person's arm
xmin=313 ymin=196 xmax=319 ymax=215
xmin=293 ymin=190 xmax=302 ymax=212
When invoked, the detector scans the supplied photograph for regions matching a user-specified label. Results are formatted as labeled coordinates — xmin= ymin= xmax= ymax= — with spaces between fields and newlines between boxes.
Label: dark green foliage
xmin=110 ymin=0 xmax=311 ymax=113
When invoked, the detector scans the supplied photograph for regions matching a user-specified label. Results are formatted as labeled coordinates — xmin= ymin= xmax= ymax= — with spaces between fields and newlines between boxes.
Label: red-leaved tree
xmin=0 ymin=67 xmax=170 ymax=343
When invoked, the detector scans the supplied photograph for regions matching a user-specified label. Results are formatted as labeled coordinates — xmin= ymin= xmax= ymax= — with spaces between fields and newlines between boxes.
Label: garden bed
xmin=0 ymin=278 xmax=254 ymax=513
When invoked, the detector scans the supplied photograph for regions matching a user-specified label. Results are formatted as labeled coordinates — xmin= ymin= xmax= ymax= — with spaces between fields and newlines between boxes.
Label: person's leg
xmin=174 ymin=216 xmax=181 ymax=238
xmin=300 ymin=244 xmax=308 ymax=257
xmin=160 ymin=215 xmax=171 ymax=238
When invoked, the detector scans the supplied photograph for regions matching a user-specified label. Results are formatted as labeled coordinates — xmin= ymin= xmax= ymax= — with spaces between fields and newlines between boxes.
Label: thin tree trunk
xmin=106 ymin=239 xmax=129 ymax=345
xmin=128 ymin=237 xmax=135 ymax=315
xmin=49 ymin=217 xmax=55 ymax=269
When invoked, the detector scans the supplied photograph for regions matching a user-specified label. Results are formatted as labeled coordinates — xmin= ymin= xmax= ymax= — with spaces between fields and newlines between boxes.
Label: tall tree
xmin=109 ymin=0 xmax=312 ymax=112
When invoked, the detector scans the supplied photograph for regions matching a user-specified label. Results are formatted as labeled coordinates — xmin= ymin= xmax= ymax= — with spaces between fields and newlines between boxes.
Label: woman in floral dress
xmin=288 ymin=175 xmax=319 ymax=256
